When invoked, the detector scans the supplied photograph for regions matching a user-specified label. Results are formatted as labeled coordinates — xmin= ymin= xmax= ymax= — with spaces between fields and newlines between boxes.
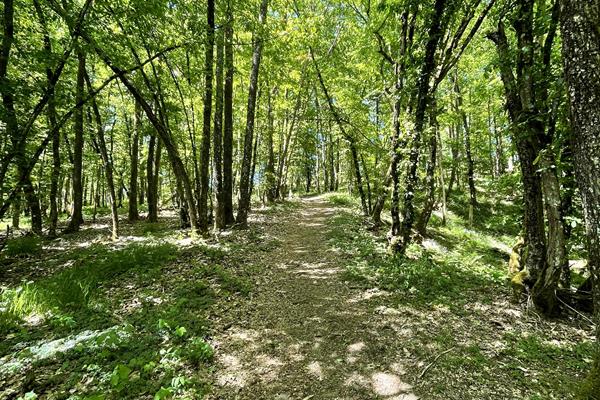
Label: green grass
xmin=0 ymin=213 xmax=264 ymax=400
xmin=3 ymin=235 xmax=43 ymax=257
xmin=325 ymin=187 xmax=595 ymax=399
xmin=0 ymin=242 xmax=178 ymax=330
xmin=324 ymin=192 xmax=358 ymax=207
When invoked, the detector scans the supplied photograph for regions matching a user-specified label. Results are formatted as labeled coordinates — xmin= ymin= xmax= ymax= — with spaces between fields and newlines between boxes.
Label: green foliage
xmin=324 ymin=193 xmax=357 ymax=207
xmin=184 ymin=338 xmax=214 ymax=365
xmin=4 ymin=235 xmax=42 ymax=257
xmin=0 ymin=242 xmax=178 ymax=328
xmin=577 ymin=365 xmax=600 ymax=400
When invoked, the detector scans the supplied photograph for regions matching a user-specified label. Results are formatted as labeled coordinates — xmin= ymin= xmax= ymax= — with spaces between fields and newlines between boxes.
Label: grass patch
xmin=3 ymin=235 xmax=43 ymax=257
xmin=0 ymin=242 xmax=178 ymax=329
xmin=324 ymin=192 xmax=358 ymax=207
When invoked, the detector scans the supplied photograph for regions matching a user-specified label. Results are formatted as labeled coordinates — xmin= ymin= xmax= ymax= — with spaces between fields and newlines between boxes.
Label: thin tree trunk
xmin=128 ymin=101 xmax=141 ymax=221
xmin=199 ymin=0 xmax=215 ymax=232
xmin=64 ymin=49 xmax=86 ymax=233
xmin=85 ymin=72 xmax=119 ymax=239
xmin=222 ymin=0 xmax=235 ymax=226
xmin=416 ymin=101 xmax=439 ymax=236
xmin=310 ymin=48 xmax=368 ymax=215
xmin=237 ymin=0 xmax=268 ymax=226
xmin=453 ymin=74 xmax=477 ymax=224
xmin=265 ymin=85 xmax=276 ymax=203
xmin=213 ymin=27 xmax=225 ymax=228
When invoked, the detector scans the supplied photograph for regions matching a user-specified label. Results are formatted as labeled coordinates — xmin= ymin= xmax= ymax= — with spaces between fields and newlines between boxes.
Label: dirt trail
xmin=209 ymin=197 xmax=418 ymax=400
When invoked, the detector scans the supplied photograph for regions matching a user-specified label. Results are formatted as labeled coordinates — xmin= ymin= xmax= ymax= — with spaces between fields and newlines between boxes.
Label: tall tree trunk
xmin=237 ymin=0 xmax=268 ymax=226
xmin=560 ymin=0 xmax=600 ymax=391
xmin=128 ymin=101 xmax=141 ymax=221
xmin=310 ymin=48 xmax=368 ymax=215
xmin=447 ymin=124 xmax=460 ymax=195
xmin=48 ymin=93 xmax=60 ymax=237
xmin=64 ymin=50 xmax=86 ymax=233
xmin=213 ymin=28 xmax=225 ymax=228
xmin=147 ymin=134 xmax=160 ymax=223
xmin=222 ymin=0 xmax=235 ymax=226
xmin=199 ymin=0 xmax=215 ymax=232
xmin=453 ymin=74 xmax=477 ymax=224
xmin=12 ymin=190 xmax=20 ymax=229
xmin=86 ymin=72 xmax=119 ymax=239
xmin=394 ymin=0 xmax=447 ymax=254
xmin=437 ymin=127 xmax=447 ymax=225
xmin=387 ymin=91 xmax=403 ymax=235
xmin=416 ymin=101 xmax=439 ymax=236
xmin=361 ymin=154 xmax=372 ymax=214
xmin=35 ymin=0 xmax=59 ymax=237
xmin=265 ymin=85 xmax=276 ymax=203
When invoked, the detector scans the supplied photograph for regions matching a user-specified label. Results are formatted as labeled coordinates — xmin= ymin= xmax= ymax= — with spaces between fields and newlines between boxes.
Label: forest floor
xmin=0 ymin=194 xmax=596 ymax=399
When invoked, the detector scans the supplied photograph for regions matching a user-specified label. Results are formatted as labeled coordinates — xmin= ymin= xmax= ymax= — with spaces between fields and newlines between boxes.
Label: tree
xmin=64 ymin=49 xmax=86 ymax=234
xmin=199 ymin=0 xmax=215 ymax=233
xmin=560 ymin=0 xmax=600 ymax=393
xmin=237 ymin=0 xmax=269 ymax=226
xmin=128 ymin=101 xmax=141 ymax=221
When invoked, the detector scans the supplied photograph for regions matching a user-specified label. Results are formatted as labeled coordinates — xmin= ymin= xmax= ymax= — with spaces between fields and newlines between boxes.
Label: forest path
xmin=209 ymin=196 xmax=418 ymax=400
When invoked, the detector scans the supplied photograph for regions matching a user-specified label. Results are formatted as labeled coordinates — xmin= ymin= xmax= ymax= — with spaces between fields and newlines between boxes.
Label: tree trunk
xmin=394 ymin=0 xmax=447 ymax=254
xmin=34 ymin=0 xmax=59 ymax=237
xmin=128 ymin=101 xmax=141 ymax=221
xmin=447 ymin=124 xmax=460 ymax=195
xmin=560 ymin=0 xmax=600 ymax=390
xmin=213 ymin=27 xmax=225 ymax=228
xmin=86 ymin=72 xmax=119 ymax=239
xmin=199 ymin=0 xmax=215 ymax=232
xmin=48 ymin=95 xmax=60 ymax=237
xmin=310 ymin=48 xmax=368 ymax=215
xmin=237 ymin=0 xmax=268 ymax=226
xmin=533 ymin=149 xmax=566 ymax=315
xmin=64 ymin=49 xmax=86 ymax=233
xmin=453 ymin=74 xmax=477 ymax=224
xmin=416 ymin=101 xmax=439 ymax=236
xmin=222 ymin=0 xmax=235 ymax=226
xmin=388 ymin=93 xmax=403 ymax=234
xmin=147 ymin=134 xmax=160 ymax=223
xmin=265 ymin=86 xmax=276 ymax=203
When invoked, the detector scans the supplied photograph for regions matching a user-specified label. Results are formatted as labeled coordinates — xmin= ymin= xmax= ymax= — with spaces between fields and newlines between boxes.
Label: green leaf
xmin=175 ymin=326 xmax=187 ymax=337
xmin=111 ymin=364 xmax=131 ymax=387
xmin=154 ymin=387 xmax=173 ymax=400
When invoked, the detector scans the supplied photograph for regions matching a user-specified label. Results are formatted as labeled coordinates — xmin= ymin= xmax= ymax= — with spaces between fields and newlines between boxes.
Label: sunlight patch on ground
xmin=307 ymin=361 xmax=324 ymax=380
xmin=422 ymin=238 xmax=447 ymax=253
xmin=215 ymin=353 xmax=249 ymax=388
xmin=0 ymin=325 xmax=128 ymax=376
xmin=371 ymin=372 xmax=413 ymax=396
xmin=347 ymin=341 xmax=366 ymax=353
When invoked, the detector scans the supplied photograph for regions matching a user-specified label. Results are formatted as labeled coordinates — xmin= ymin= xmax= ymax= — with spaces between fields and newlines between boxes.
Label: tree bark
xmin=416 ymin=101 xmax=439 ymax=236
xmin=394 ymin=0 xmax=447 ymax=254
xmin=213 ymin=27 xmax=225 ymax=228
xmin=237 ymin=0 xmax=268 ymax=226
xmin=222 ymin=0 xmax=235 ymax=226
xmin=560 ymin=0 xmax=600 ymax=389
xmin=86 ymin=72 xmax=119 ymax=239
xmin=64 ymin=49 xmax=86 ymax=233
xmin=199 ymin=0 xmax=215 ymax=232
xmin=128 ymin=101 xmax=141 ymax=221
xmin=265 ymin=85 xmax=277 ymax=203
